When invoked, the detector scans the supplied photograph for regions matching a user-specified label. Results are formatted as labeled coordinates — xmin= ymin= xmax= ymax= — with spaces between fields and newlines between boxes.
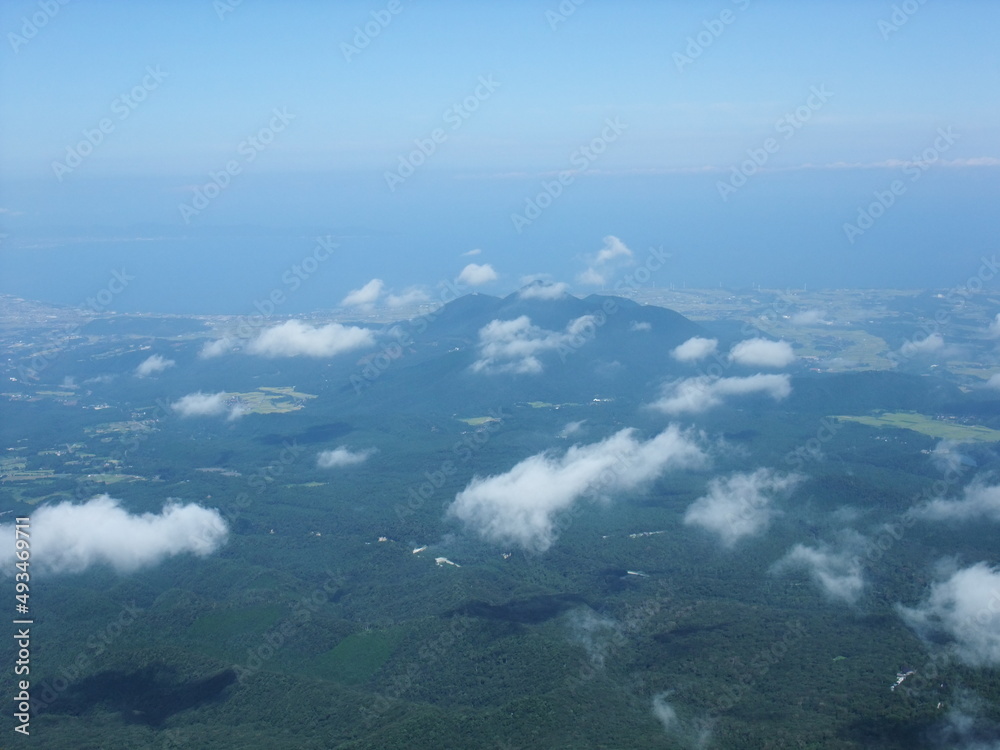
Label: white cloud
xmin=918 ymin=480 xmax=1000 ymax=523
xmin=684 ymin=468 xmax=802 ymax=547
xmin=462 ymin=248 xmax=482 ymax=257
xmin=448 ymin=426 xmax=705 ymax=552
xmin=577 ymin=235 xmax=634 ymax=287
xmin=457 ymin=263 xmax=498 ymax=286
xmin=559 ymin=420 xmax=586 ymax=438
xmin=576 ymin=267 xmax=607 ymax=286
xmin=650 ymin=374 xmax=791 ymax=415
xmin=629 ymin=321 xmax=652 ymax=332
xmin=671 ymin=337 xmax=718 ymax=362
xmin=386 ymin=287 xmax=430 ymax=308
xmin=135 ymin=354 xmax=175 ymax=377
xmin=0 ymin=495 xmax=228 ymax=575
xmin=317 ymin=446 xmax=376 ymax=469
xmin=246 ymin=320 xmax=374 ymax=358
xmin=201 ymin=321 xmax=374 ymax=359
xmin=929 ymin=439 xmax=973 ymax=475
xmin=986 ymin=373 xmax=1000 ymax=390
xmin=988 ymin=313 xmax=1000 ymax=338
xmin=790 ymin=309 xmax=827 ymax=326
xmin=771 ymin=534 xmax=866 ymax=604
xmin=594 ymin=235 xmax=633 ymax=264
xmin=652 ymin=693 xmax=680 ymax=733
xmin=519 ymin=281 xmax=569 ymax=300
xmin=471 ymin=314 xmax=598 ymax=375
xmin=172 ymin=391 xmax=229 ymax=418
xmin=566 ymin=608 xmax=622 ymax=668
xmin=730 ymin=338 xmax=796 ymax=368
xmin=931 ymin=692 xmax=1000 ymax=750
xmin=900 ymin=332 xmax=945 ymax=357
xmin=199 ymin=336 xmax=235 ymax=358
xmin=897 ymin=561 xmax=1000 ymax=667
xmin=341 ymin=278 xmax=385 ymax=309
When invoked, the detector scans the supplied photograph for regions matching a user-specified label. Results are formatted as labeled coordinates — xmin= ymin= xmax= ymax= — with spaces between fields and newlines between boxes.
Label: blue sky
xmin=1 ymin=0 xmax=998 ymax=311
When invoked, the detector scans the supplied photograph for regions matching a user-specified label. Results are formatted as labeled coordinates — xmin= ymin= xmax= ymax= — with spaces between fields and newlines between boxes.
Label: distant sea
xmin=0 ymin=169 xmax=995 ymax=314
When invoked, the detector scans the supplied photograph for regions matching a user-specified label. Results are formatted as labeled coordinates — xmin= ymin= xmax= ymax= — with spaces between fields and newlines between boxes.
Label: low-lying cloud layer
xmin=201 ymin=320 xmax=374 ymax=359
xmin=900 ymin=332 xmax=945 ymax=357
xmin=566 ymin=608 xmax=623 ymax=668
xmin=729 ymin=338 xmax=796 ymax=368
xmin=684 ymin=468 xmax=802 ymax=547
xmin=519 ymin=281 xmax=569 ymax=300
xmin=671 ymin=336 xmax=718 ymax=362
xmin=448 ymin=426 xmax=705 ymax=552
xmin=651 ymin=692 xmax=680 ymax=733
xmin=0 ymin=495 xmax=228 ymax=575
xmin=246 ymin=320 xmax=374 ymax=357
xmin=897 ymin=561 xmax=1000 ymax=667
xmin=918 ymin=480 xmax=1000 ymax=523
xmin=771 ymin=534 xmax=866 ymax=604
xmin=472 ymin=314 xmax=598 ymax=374
xmin=385 ymin=287 xmax=431 ymax=308
xmin=790 ymin=309 xmax=828 ymax=326
xmin=135 ymin=353 xmax=175 ymax=377
xmin=929 ymin=439 xmax=972 ymax=475
xmin=171 ymin=391 xmax=240 ymax=419
xmin=316 ymin=446 xmax=376 ymax=468
xmin=559 ymin=420 xmax=586 ymax=438
xmin=651 ymin=374 xmax=791 ymax=415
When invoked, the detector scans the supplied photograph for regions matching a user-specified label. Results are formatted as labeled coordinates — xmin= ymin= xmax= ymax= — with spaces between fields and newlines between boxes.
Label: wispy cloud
xmin=475 ymin=157 xmax=1000 ymax=181
xmin=988 ymin=313 xmax=1000 ymax=338
xmin=929 ymin=691 xmax=1000 ymax=750
xmin=790 ymin=309 xmax=827 ymax=326
xmin=341 ymin=278 xmax=385 ymax=309
xmin=316 ymin=446 xmax=376 ymax=468
xmin=771 ymin=533 xmax=866 ymax=604
xmin=729 ymin=338 xmax=796 ymax=368
xmin=917 ymin=479 xmax=1000 ymax=523
xmin=671 ymin=336 xmax=718 ymax=362
xmin=651 ymin=693 xmax=711 ymax=747
xmin=652 ymin=692 xmax=680 ymax=733
xmin=897 ymin=560 xmax=1000 ymax=667
xmin=471 ymin=314 xmax=598 ymax=374
xmin=386 ymin=287 xmax=430 ymax=308
xmin=135 ymin=353 xmax=175 ymax=377
xmin=519 ymin=281 xmax=569 ymax=300
xmin=899 ymin=332 xmax=945 ymax=357
xmin=201 ymin=320 xmax=374 ymax=359
xmin=0 ymin=495 xmax=227 ymax=575
xmin=566 ymin=608 xmax=622 ymax=668
xmin=928 ymin=439 xmax=972 ymax=475
xmin=245 ymin=320 xmax=374 ymax=357
xmin=200 ymin=336 xmax=235 ymax=358
xmin=576 ymin=235 xmax=634 ymax=287
xmin=448 ymin=426 xmax=705 ymax=552
xmin=172 ymin=391 xmax=234 ymax=418
xmin=684 ymin=468 xmax=803 ymax=547
xmin=650 ymin=374 xmax=791 ymax=415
